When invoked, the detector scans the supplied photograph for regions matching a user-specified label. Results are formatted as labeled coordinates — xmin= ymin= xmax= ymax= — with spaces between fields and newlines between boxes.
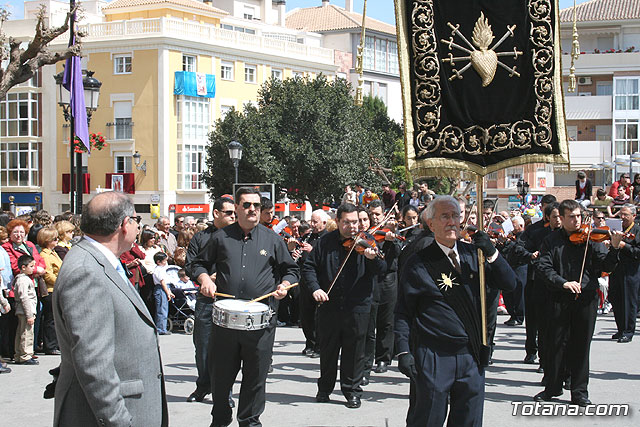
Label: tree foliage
xmin=203 ymin=76 xmax=402 ymax=205
xmin=0 ymin=5 xmax=82 ymax=99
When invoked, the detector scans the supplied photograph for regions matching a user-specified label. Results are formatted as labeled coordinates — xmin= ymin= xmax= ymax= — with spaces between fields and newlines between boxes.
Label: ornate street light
xmin=54 ymin=69 xmax=102 ymax=214
xmin=228 ymin=141 xmax=243 ymax=184
xmin=516 ymin=178 xmax=529 ymax=204
xmin=133 ymin=151 xmax=147 ymax=175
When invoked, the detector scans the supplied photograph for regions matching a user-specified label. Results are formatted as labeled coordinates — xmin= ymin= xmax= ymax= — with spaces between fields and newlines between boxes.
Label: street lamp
xmin=600 ymin=161 xmax=615 ymax=190
xmin=228 ymin=141 xmax=243 ymax=184
xmin=54 ymin=69 xmax=102 ymax=214
xmin=516 ymin=178 xmax=529 ymax=205
xmin=133 ymin=151 xmax=147 ymax=175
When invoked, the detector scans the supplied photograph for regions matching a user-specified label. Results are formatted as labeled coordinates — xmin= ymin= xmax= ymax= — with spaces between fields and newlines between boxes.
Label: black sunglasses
xmin=241 ymin=202 xmax=262 ymax=210
xmin=221 ymin=210 xmax=236 ymax=216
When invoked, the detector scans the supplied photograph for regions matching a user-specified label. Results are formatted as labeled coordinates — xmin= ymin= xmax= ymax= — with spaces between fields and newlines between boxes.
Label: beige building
xmin=1 ymin=0 xmax=337 ymax=218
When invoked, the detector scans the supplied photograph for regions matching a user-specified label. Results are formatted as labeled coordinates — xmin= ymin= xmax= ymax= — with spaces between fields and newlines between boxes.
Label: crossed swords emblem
xmin=440 ymin=12 xmax=523 ymax=87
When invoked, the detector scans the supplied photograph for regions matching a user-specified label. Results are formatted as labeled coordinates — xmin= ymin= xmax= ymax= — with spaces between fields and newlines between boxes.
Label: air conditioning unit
xmin=578 ymin=76 xmax=592 ymax=85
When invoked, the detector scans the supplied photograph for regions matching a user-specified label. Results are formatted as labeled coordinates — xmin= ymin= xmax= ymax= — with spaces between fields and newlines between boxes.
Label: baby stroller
xmin=165 ymin=266 xmax=197 ymax=335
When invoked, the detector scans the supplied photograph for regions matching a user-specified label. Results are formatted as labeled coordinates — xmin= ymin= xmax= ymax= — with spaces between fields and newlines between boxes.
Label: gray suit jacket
xmin=53 ymin=238 xmax=168 ymax=427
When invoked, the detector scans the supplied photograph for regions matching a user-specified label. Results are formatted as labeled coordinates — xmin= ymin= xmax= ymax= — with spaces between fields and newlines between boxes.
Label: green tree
xmin=203 ymin=76 xmax=400 ymax=205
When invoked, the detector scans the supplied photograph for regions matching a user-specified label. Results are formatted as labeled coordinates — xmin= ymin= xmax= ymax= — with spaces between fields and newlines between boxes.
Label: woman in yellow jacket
xmin=37 ymin=227 xmax=62 ymax=355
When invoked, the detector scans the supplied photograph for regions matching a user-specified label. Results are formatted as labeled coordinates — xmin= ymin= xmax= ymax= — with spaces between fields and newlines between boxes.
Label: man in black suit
xmin=395 ymin=196 xmax=516 ymax=426
xmin=302 ymin=203 xmax=385 ymax=409
xmin=534 ymin=199 xmax=622 ymax=406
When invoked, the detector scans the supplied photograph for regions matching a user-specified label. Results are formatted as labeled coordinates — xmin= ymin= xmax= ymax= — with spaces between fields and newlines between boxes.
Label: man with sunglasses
xmin=191 ymin=187 xmax=298 ymax=427
xmin=53 ymin=191 xmax=168 ymax=426
xmin=170 ymin=215 xmax=185 ymax=239
xmin=185 ymin=197 xmax=235 ymax=404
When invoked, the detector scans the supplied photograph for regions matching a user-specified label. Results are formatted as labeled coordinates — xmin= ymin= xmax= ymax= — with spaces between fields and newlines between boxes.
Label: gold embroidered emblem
xmin=259 ymin=249 xmax=268 ymax=256
xmin=437 ymin=272 xmax=458 ymax=291
xmin=441 ymin=12 xmax=522 ymax=87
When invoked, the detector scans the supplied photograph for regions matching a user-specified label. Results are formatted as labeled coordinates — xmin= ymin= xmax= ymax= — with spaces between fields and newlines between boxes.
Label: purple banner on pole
xmin=62 ymin=38 xmax=89 ymax=151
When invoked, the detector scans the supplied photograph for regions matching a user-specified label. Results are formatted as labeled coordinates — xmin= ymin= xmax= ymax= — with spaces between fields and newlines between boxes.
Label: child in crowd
xmin=13 ymin=255 xmax=38 ymax=365
xmin=174 ymin=269 xmax=197 ymax=310
xmin=152 ymin=252 xmax=174 ymax=335
xmin=592 ymin=188 xmax=615 ymax=217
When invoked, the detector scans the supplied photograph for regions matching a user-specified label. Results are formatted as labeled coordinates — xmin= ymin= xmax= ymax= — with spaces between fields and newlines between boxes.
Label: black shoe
xmin=504 ymin=319 xmax=517 ymax=326
xmin=159 ymin=331 xmax=172 ymax=336
xmin=571 ymin=397 xmax=592 ymax=407
xmin=43 ymin=380 xmax=56 ymax=398
xmin=309 ymin=351 xmax=320 ymax=359
xmin=302 ymin=347 xmax=313 ymax=356
xmin=316 ymin=391 xmax=330 ymax=403
xmin=16 ymin=358 xmax=39 ymax=365
xmin=0 ymin=365 xmax=11 ymax=374
xmin=374 ymin=361 xmax=388 ymax=373
xmin=45 ymin=349 xmax=61 ymax=356
xmin=563 ymin=378 xmax=571 ymax=390
xmin=209 ymin=421 xmax=231 ymax=427
xmin=523 ymin=354 xmax=537 ymax=364
xmin=345 ymin=396 xmax=361 ymax=409
xmin=187 ymin=389 xmax=207 ymax=402
xmin=536 ymin=366 xmax=544 ymax=374
xmin=488 ymin=358 xmax=494 ymax=365
xmin=533 ymin=391 xmax=558 ymax=402
xmin=612 ymin=332 xmax=622 ymax=340
xmin=361 ymin=376 xmax=369 ymax=386
xmin=617 ymin=336 xmax=632 ymax=343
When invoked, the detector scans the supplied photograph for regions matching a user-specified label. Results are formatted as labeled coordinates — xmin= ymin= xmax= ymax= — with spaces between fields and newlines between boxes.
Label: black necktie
xmin=448 ymin=250 xmax=462 ymax=274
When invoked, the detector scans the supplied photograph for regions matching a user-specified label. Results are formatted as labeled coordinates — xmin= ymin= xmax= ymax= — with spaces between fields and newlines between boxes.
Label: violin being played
xmin=568 ymin=224 xmax=635 ymax=245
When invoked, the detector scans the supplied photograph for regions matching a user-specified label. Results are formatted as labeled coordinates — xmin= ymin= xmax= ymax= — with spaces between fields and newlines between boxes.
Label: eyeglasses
xmin=221 ymin=210 xmax=236 ymax=216
xmin=176 ymin=219 xmax=184 ymax=223
xmin=135 ymin=216 xmax=142 ymax=223
xmin=241 ymin=202 xmax=262 ymax=210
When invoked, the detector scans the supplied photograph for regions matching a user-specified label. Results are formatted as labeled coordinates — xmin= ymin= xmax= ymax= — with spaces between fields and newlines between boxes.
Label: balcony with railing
xmin=76 ymin=18 xmax=335 ymax=66
xmin=106 ymin=120 xmax=134 ymax=141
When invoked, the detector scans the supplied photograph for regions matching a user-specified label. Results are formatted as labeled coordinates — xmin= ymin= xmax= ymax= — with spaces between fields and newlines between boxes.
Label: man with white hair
xmin=395 ymin=196 xmax=516 ymax=426
xmin=608 ymin=204 xmax=640 ymax=343
xmin=155 ymin=216 xmax=177 ymax=256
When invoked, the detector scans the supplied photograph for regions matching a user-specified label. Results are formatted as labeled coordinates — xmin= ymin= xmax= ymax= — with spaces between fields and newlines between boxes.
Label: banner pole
xmin=476 ymin=174 xmax=487 ymax=346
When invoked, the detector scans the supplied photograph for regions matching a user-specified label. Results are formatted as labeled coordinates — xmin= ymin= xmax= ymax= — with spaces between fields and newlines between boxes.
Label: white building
xmin=286 ymin=0 xmax=403 ymax=123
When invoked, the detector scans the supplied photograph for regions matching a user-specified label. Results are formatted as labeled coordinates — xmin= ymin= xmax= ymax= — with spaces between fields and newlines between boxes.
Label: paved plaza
xmin=4 ymin=313 xmax=638 ymax=426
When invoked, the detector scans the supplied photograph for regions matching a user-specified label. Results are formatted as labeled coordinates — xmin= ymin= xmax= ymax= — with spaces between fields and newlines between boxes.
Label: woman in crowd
xmin=632 ymin=173 xmax=640 ymax=203
xmin=37 ymin=227 xmax=62 ymax=355
xmin=173 ymin=229 xmax=194 ymax=268
xmin=140 ymin=229 xmax=164 ymax=317
xmin=53 ymin=220 xmax=75 ymax=261
xmin=120 ymin=239 xmax=146 ymax=291
xmin=1 ymin=220 xmax=46 ymax=360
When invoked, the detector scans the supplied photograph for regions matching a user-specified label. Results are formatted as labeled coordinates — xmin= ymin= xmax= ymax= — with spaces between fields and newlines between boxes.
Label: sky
xmin=3 ymin=1 xmax=597 ymax=23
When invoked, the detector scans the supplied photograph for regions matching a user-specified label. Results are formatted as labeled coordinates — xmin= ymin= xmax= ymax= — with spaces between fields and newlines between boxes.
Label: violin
xmin=342 ymin=232 xmax=385 ymax=259
xmin=370 ymin=228 xmax=406 ymax=242
xmin=459 ymin=225 xmax=478 ymax=241
xmin=569 ymin=225 xmax=635 ymax=245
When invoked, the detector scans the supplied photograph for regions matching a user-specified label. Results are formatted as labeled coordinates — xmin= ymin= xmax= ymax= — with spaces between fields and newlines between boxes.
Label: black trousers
xmin=0 ymin=297 xmax=17 ymax=359
xmin=409 ymin=345 xmax=484 ymax=427
xmin=210 ymin=324 xmax=275 ymax=427
xmin=502 ymin=264 xmax=526 ymax=322
xmin=40 ymin=295 xmax=58 ymax=352
xmin=193 ymin=293 xmax=213 ymax=394
xmin=609 ymin=277 xmax=639 ymax=338
xmin=524 ymin=278 xmax=547 ymax=360
xmin=299 ymin=287 xmax=319 ymax=351
xmin=317 ymin=309 xmax=369 ymax=398
xmin=544 ymin=296 xmax=597 ymax=400
xmin=375 ymin=274 xmax=396 ymax=364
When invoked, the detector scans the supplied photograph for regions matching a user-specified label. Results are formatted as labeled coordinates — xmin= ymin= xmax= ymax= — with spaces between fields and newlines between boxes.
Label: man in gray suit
xmin=53 ymin=192 xmax=168 ymax=427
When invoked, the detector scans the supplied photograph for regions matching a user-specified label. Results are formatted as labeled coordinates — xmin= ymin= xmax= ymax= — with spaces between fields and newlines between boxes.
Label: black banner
xmin=395 ymin=0 xmax=569 ymax=176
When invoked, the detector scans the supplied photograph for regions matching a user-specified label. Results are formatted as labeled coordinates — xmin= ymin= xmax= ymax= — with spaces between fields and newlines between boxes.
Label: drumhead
xmin=215 ymin=299 xmax=269 ymax=313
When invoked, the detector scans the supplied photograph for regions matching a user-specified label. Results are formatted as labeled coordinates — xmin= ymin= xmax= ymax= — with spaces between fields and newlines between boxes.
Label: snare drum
xmin=212 ymin=299 xmax=273 ymax=330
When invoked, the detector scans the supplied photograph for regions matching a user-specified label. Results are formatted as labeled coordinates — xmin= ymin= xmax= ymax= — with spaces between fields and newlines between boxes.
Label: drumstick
xmin=214 ymin=292 xmax=236 ymax=298
xmin=245 ymin=283 xmax=299 ymax=304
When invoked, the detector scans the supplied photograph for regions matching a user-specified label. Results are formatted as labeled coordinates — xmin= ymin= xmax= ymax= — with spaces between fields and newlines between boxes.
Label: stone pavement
xmin=2 ymin=313 xmax=638 ymax=426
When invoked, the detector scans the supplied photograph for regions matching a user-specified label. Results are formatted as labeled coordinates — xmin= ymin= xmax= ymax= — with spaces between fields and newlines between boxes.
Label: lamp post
xmin=600 ymin=161 xmax=615 ymax=191
xmin=54 ymin=69 xmax=102 ymax=214
xmin=516 ymin=178 xmax=529 ymax=205
xmin=227 ymin=141 xmax=243 ymax=185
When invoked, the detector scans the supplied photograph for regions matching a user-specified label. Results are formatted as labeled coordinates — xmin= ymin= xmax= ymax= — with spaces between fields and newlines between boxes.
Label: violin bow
xmin=325 ymin=232 xmax=362 ymax=297
xmin=461 ymin=201 xmax=476 ymax=230
xmin=577 ymin=213 xmax=594 ymax=300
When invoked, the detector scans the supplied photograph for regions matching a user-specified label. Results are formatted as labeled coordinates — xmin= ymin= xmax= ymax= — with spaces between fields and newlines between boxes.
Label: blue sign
xmin=174 ymin=71 xmax=215 ymax=98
